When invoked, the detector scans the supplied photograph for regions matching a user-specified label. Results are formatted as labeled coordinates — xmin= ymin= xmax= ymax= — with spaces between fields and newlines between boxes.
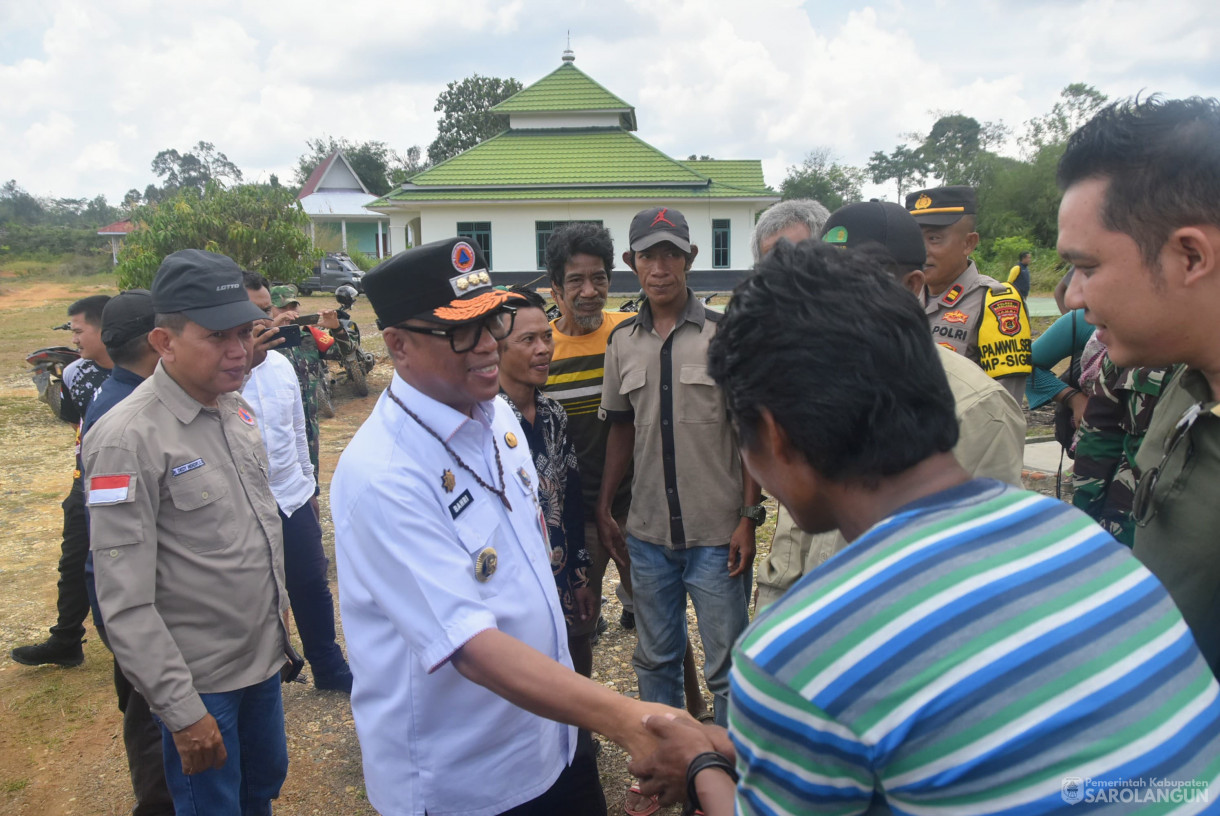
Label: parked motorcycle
xmin=27 ymin=340 xmax=80 ymax=419
xmin=325 ymin=285 xmax=376 ymax=398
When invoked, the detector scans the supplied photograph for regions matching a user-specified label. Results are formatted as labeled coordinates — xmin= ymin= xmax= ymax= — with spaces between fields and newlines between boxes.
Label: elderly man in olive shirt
xmin=83 ymin=250 xmax=292 ymax=816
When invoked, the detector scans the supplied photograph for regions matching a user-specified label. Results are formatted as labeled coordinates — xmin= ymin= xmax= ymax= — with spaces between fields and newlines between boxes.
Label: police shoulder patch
xmin=940 ymin=284 xmax=964 ymax=305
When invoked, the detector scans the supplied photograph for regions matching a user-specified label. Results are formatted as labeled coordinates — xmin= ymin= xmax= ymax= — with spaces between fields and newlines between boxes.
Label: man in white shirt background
xmin=243 ymin=271 xmax=352 ymax=693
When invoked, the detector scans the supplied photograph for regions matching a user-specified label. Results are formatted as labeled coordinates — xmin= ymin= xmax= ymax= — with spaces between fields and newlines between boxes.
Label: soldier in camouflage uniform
xmin=269 ymin=286 xmax=356 ymax=484
xmin=1070 ymin=356 xmax=1173 ymax=546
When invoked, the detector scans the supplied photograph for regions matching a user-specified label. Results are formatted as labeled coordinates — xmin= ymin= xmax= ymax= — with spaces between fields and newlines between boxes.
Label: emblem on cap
xmin=448 ymin=270 xmax=491 ymax=298
xmin=824 ymin=226 xmax=848 ymax=245
xmin=475 ymin=547 xmax=498 ymax=582
xmin=452 ymin=241 xmax=477 ymax=273
xmin=505 ymin=432 xmax=518 ymax=449
xmin=441 ymin=469 xmax=456 ymax=493
xmin=914 ymin=194 xmax=933 ymax=211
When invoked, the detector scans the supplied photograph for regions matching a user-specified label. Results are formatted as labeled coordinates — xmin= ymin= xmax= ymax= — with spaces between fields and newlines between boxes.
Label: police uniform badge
xmin=441 ymin=469 xmax=456 ymax=493
xmin=475 ymin=547 xmax=498 ymax=582
xmin=940 ymin=284 xmax=964 ymax=306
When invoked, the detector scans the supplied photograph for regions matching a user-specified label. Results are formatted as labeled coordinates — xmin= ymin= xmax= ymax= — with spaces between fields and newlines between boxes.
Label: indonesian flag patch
xmin=89 ymin=474 xmax=134 ymax=505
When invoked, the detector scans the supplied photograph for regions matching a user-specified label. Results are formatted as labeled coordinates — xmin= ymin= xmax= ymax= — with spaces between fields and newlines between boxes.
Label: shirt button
xmin=667 ymin=488 xmax=674 ymax=494
xmin=662 ymin=419 xmax=669 ymax=426
xmin=662 ymin=385 xmax=669 ymax=391
xmin=109 ymin=549 xmax=118 ymax=558
xmin=201 ymin=491 xmax=209 ymax=499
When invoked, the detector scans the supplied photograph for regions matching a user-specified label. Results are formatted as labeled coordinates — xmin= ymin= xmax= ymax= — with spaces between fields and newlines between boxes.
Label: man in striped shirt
xmin=629 ymin=240 xmax=1220 ymax=815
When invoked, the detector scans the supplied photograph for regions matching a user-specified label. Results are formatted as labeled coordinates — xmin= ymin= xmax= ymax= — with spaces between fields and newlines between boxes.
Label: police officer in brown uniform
xmin=907 ymin=186 xmax=1031 ymax=404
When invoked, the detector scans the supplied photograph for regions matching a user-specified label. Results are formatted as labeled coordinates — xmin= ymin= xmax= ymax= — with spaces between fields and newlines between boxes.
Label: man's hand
xmin=629 ymin=713 xmax=722 ymax=803
xmin=595 ymin=507 xmax=628 ymax=571
xmin=172 ymin=714 xmax=226 ymax=775
xmin=271 ymin=310 xmax=298 ymax=327
xmin=309 ymin=496 xmax=321 ymax=521
xmin=318 ymin=309 xmax=341 ymax=331
xmin=728 ymin=518 xmax=756 ymax=578
xmin=574 ymin=585 xmax=596 ymax=623
xmin=251 ymin=323 xmax=284 ymax=370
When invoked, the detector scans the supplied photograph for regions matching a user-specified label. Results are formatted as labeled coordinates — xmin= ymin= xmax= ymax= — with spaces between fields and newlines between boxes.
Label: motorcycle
xmin=28 ymin=324 xmax=80 ymax=419
xmin=324 ymin=285 xmax=376 ymax=398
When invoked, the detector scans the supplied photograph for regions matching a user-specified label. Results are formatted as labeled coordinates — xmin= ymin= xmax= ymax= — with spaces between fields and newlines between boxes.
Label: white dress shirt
xmin=242 ymin=351 xmax=314 ymax=516
xmin=331 ymin=374 xmax=574 ymax=816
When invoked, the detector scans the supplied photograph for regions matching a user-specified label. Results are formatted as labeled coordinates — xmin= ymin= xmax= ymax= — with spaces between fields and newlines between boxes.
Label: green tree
xmin=427 ymin=74 xmax=523 ymax=165
xmin=1019 ymin=83 xmax=1109 ymax=156
xmin=866 ymin=145 xmax=927 ymax=202
xmin=115 ymin=183 xmax=317 ymax=289
xmin=295 ymin=137 xmax=426 ymax=196
xmin=779 ymin=149 xmax=865 ymax=210
xmin=150 ymin=141 xmax=244 ymax=194
xmin=914 ymin=114 xmax=1008 ymax=187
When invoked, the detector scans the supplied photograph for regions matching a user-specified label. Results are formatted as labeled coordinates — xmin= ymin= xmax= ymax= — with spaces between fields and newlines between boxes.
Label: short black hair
xmin=707 ymin=241 xmax=957 ymax=484
xmin=1019 ymin=251 xmax=1032 ymax=262
xmin=68 ymin=295 xmax=110 ymax=327
xmin=545 ymin=223 xmax=615 ymax=290
xmin=106 ymin=333 xmax=151 ymax=367
xmin=507 ymin=286 xmax=547 ymax=311
xmin=155 ymin=312 xmax=189 ymax=333
xmin=1058 ymin=95 xmax=1220 ymax=269
xmin=242 ymin=270 xmax=270 ymax=291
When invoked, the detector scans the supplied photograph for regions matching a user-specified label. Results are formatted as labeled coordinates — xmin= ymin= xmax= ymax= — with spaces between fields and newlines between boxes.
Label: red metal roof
xmin=297 ymin=151 xmax=340 ymax=199
xmin=97 ymin=220 xmax=134 ymax=235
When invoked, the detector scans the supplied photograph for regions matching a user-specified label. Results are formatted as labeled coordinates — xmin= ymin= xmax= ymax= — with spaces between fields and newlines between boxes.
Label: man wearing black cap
xmin=332 ymin=237 xmax=681 ymax=816
xmin=597 ymin=207 xmax=758 ymax=747
xmin=80 ymin=289 xmax=174 ymax=816
xmin=82 ymin=249 xmax=293 ymax=815
xmin=906 ymin=185 xmax=1031 ymax=403
xmin=752 ymin=201 xmax=1025 ymax=610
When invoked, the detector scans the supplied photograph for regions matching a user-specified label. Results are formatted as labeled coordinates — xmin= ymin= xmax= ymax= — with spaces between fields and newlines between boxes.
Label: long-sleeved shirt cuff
xmin=157 ymin=691 xmax=209 ymax=733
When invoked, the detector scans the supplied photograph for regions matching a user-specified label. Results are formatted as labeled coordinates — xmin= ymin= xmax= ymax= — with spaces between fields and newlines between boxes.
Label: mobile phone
xmin=277 ymin=324 xmax=303 ymax=348
xmin=293 ymin=314 xmax=320 ymax=326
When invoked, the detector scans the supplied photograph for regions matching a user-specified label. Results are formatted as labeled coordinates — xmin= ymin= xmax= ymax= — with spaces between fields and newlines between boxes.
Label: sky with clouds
xmin=2 ymin=0 xmax=1218 ymax=204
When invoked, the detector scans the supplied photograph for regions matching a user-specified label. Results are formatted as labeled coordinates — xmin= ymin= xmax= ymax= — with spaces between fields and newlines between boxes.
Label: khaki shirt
xmin=757 ymin=346 xmax=1026 ymax=607
xmin=1133 ymin=368 xmax=1220 ymax=674
xmin=923 ymin=261 xmax=1029 ymax=404
xmin=82 ymin=362 xmax=289 ymax=732
xmin=600 ymin=290 xmax=742 ymax=549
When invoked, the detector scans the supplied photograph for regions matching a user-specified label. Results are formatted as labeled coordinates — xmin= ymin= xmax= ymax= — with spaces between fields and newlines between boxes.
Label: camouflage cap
xmin=270 ymin=285 xmax=300 ymax=309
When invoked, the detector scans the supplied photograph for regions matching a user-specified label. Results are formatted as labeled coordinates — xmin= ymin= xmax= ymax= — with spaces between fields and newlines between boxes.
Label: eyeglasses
xmin=395 ymin=307 xmax=516 ymax=353
xmin=1132 ymin=401 xmax=1206 ymax=527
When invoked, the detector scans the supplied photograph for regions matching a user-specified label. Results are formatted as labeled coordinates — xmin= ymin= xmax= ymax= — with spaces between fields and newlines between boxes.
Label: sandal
xmin=625 ymin=783 xmax=660 ymax=816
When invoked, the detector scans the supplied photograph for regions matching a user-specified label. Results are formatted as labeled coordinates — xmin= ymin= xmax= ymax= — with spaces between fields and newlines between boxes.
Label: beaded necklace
xmin=386 ymin=387 xmax=512 ymax=511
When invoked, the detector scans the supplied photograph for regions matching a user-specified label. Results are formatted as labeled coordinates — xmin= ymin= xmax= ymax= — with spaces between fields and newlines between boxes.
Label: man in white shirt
xmin=332 ymin=238 xmax=683 ymax=816
xmin=243 ymin=272 xmax=352 ymax=693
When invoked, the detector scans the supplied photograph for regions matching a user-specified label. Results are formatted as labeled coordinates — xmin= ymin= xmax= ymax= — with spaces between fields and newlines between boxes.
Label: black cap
xmin=905 ymin=185 xmax=977 ymax=226
xmin=363 ymin=237 xmax=524 ymax=330
xmin=100 ymin=289 xmax=155 ymax=347
xmin=821 ymin=201 xmax=926 ymax=271
xmin=150 ymin=249 xmax=266 ymax=330
xmin=629 ymin=206 xmax=691 ymax=253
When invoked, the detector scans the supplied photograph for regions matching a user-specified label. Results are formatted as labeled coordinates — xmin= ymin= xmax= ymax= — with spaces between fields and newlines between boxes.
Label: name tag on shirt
xmin=171 ymin=458 xmax=205 ymax=477
xmin=449 ymin=489 xmax=473 ymax=520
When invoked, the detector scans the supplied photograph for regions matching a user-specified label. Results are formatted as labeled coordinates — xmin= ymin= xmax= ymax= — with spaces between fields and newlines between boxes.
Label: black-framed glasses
xmin=1132 ymin=401 xmax=1206 ymax=527
xmin=396 ymin=307 xmax=516 ymax=353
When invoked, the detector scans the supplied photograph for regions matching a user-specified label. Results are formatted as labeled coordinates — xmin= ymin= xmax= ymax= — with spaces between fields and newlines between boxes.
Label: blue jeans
xmin=280 ymin=504 xmax=348 ymax=681
xmin=158 ymin=673 xmax=288 ymax=816
xmin=626 ymin=536 xmax=749 ymax=726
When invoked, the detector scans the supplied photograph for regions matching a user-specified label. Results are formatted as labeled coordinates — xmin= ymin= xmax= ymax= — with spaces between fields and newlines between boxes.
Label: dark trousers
xmin=93 ymin=603 xmax=174 ymax=815
xmin=499 ymin=730 xmax=606 ymax=816
xmin=280 ymin=504 xmax=346 ymax=678
xmin=49 ymin=479 xmax=90 ymax=644
xmin=114 ymin=658 xmax=175 ymax=815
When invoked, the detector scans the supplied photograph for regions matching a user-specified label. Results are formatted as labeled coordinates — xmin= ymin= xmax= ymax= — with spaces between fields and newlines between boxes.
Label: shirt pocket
xmin=453 ymin=501 xmax=513 ymax=599
xmin=678 ymin=364 xmax=723 ymax=424
xmin=619 ymin=368 xmax=648 ymax=423
xmin=165 ymin=469 xmax=238 ymax=553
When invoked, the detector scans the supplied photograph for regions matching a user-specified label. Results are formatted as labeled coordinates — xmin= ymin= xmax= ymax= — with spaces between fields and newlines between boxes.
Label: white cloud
xmin=1 ymin=0 xmax=1217 ymax=202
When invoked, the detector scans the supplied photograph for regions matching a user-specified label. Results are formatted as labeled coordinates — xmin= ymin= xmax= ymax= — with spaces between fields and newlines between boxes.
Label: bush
xmin=345 ymin=248 xmax=376 ymax=271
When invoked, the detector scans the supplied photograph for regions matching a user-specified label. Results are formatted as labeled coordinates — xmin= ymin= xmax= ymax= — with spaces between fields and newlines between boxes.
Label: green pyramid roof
xmin=492 ymin=62 xmax=637 ymax=130
xmin=372 ymin=130 xmax=774 ymax=204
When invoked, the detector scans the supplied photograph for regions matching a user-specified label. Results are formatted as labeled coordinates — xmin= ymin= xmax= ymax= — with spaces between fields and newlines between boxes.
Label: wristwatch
xmin=739 ymin=504 xmax=766 ymax=525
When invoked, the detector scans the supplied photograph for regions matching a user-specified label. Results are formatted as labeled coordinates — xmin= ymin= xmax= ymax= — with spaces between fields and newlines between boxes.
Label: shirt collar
xmin=387 ymin=372 xmax=493 ymax=444
xmin=152 ymin=361 xmax=206 ymax=424
xmin=110 ymin=365 xmax=146 ymax=386
xmin=634 ymin=288 xmax=705 ymax=333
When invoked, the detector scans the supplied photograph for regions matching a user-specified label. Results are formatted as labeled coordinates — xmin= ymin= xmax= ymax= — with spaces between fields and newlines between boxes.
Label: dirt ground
xmin=0 ymin=276 xmax=778 ymax=815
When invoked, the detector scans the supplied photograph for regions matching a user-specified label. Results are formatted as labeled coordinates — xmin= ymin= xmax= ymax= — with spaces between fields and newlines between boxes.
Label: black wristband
xmin=685 ymin=751 xmax=738 ymax=815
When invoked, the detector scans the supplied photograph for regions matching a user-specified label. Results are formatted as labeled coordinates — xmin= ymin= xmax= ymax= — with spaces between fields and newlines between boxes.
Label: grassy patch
xmin=2 ymin=778 xmax=29 ymax=793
